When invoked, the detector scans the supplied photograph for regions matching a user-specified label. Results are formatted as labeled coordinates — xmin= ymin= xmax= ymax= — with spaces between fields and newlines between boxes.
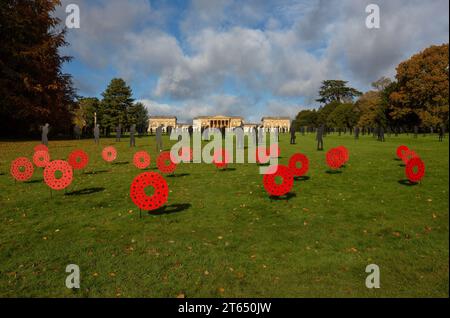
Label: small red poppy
xmin=326 ymin=148 xmax=345 ymax=169
xmin=43 ymin=160 xmax=73 ymax=190
xmin=157 ymin=151 xmax=177 ymax=174
xmin=130 ymin=172 xmax=169 ymax=211
xmin=102 ymin=146 xmax=117 ymax=162
xmin=263 ymin=165 xmax=294 ymax=196
xmin=133 ymin=151 xmax=151 ymax=169
xmin=396 ymin=145 xmax=409 ymax=160
xmin=68 ymin=149 xmax=89 ymax=170
xmin=34 ymin=144 xmax=48 ymax=153
xmin=405 ymin=157 xmax=425 ymax=183
xmin=288 ymin=153 xmax=309 ymax=177
xmin=10 ymin=157 xmax=34 ymax=182
xmin=33 ymin=150 xmax=50 ymax=168
xmin=213 ymin=148 xmax=230 ymax=169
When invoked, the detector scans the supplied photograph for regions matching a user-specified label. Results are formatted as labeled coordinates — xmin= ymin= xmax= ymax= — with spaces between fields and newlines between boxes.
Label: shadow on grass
xmin=83 ymin=170 xmax=110 ymax=175
xmin=294 ymin=176 xmax=310 ymax=181
xmin=167 ymin=173 xmax=190 ymax=178
xmin=326 ymin=170 xmax=342 ymax=174
xmin=394 ymin=158 xmax=401 ymax=161
xmin=65 ymin=187 xmax=105 ymax=196
xmin=113 ymin=161 xmax=129 ymax=165
xmin=218 ymin=167 xmax=236 ymax=172
xmin=398 ymin=179 xmax=418 ymax=187
xmin=399 ymin=163 xmax=406 ymax=167
xmin=0 ymin=172 xmax=5 ymax=176
xmin=149 ymin=203 xmax=191 ymax=215
xmin=270 ymin=192 xmax=296 ymax=201
xmin=25 ymin=179 xmax=43 ymax=184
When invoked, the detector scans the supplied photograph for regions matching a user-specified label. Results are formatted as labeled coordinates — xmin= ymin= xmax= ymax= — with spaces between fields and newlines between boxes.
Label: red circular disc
xmin=10 ymin=157 xmax=34 ymax=182
xmin=102 ymin=146 xmax=117 ymax=162
xmin=263 ymin=165 xmax=294 ymax=197
xmin=401 ymin=149 xmax=418 ymax=164
xmin=133 ymin=151 xmax=151 ymax=169
xmin=43 ymin=160 xmax=73 ymax=190
xmin=269 ymin=144 xmax=280 ymax=158
xmin=336 ymin=146 xmax=349 ymax=163
xmin=130 ymin=172 xmax=169 ymax=211
xmin=326 ymin=148 xmax=345 ymax=169
xmin=213 ymin=148 xmax=230 ymax=169
xmin=288 ymin=153 xmax=309 ymax=177
xmin=256 ymin=146 xmax=270 ymax=164
xmin=34 ymin=144 xmax=48 ymax=152
xmin=157 ymin=151 xmax=177 ymax=174
xmin=68 ymin=149 xmax=89 ymax=170
xmin=396 ymin=145 xmax=409 ymax=160
xmin=405 ymin=157 xmax=425 ymax=183
xmin=33 ymin=150 xmax=50 ymax=168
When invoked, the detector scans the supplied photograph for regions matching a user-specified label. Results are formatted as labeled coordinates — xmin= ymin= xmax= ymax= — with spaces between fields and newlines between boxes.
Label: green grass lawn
xmin=0 ymin=133 xmax=448 ymax=297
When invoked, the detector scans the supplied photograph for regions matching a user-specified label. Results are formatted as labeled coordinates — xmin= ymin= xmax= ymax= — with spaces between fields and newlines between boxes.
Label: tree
xmin=371 ymin=76 xmax=392 ymax=92
xmin=316 ymin=80 xmax=362 ymax=104
xmin=74 ymin=97 xmax=100 ymax=135
xmin=128 ymin=102 xmax=149 ymax=133
xmin=0 ymin=0 xmax=75 ymax=137
xmin=327 ymin=103 xmax=359 ymax=130
xmin=316 ymin=100 xmax=341 ymax=126
xmin=100 ymin=78 xmax=134 ymax=135
xmin=389 ymin=44 xmax=449 ymax=128
xmin=355 ymin=91 xmax=384 ymax=127
xmin=294 ymin=109 xmax=318 ymax=128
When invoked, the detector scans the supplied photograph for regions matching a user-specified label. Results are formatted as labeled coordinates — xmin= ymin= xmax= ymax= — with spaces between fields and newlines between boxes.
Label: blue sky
xmin=56 ymin=0 xmax=449 ymax=122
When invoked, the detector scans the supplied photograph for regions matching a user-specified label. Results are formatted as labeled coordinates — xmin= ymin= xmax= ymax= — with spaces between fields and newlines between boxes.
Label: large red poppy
xmin=133 ymin=151 xmax=151 ymax=169
xmin=130 ymin=172 xmax=169 ymax=211
xmin=288 ymin=153 xmax=309 ymax=177
xmin=213 ymin=148 xmax=230 ymax=169
xmin=263 ymin=165 xmax=294 ymax=196
xmin=405 ymin=157 xmax=425 ymax=183
xmin=157 ymin=151 xmax=177 ymax=174
xmin=396 ymin=145 xmax=409 ymax=160
xmin=10 ymin=157 xmax=34 ymax=182
xmin=33 ymin=150 xmax=50 ymax=168
xmin=43 ymin=160 xmax=73 ymax=190
xmin=34 ymin=144 xmax=48 ymax=153
xmin=68 ymin=149 xmax=89 ymax=170
xmin=336 ymin=146 xmax=349 ymax=163
xmin=326 ymin=147 xmax=345 ymax=169
xmin=102 ymin=146 xmax=117 ymax=162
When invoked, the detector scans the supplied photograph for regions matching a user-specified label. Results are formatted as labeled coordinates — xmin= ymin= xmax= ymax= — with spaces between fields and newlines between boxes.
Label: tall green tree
xmin=74 ymin=97 xmax=100 ymax=135
xmin=316 ymin=100 xmax=340 ymax=125
xmin=0 ymin=0 xmax=75 ymax=137
xmin=128 ymin=102 xmax=149 ymax=133
xmin=316 ymin=80 xmax=362 ymax=104
xmin=295 ymin=109 xmax=318 ymax=128
xmin=327 ymin=103 xmax=358 ymax=130
xmin=100 ymin=78 xmax=134 ymax=135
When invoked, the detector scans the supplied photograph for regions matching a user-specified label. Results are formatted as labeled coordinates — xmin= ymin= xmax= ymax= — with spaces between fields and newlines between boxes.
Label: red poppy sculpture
xmin=102 ymin=146 xmax=117 ymax=162
xmin=157 ymin=151 xmax=177 ymax=174
xmin=34 ymin=144 xmax=48 ymax=153
xmin=336 ymin=146 xmax=349 ymax=163
xmin=401 ymin=149 xmax=418 ymax=164
xmin=213 ymin=148 xmax=230 ymax=169
xmin=133 ymin=151 xmax=151 ymax=169
xmin=405 ymin=157 xmax=425 ymax=183
xmin=33 ymin=150 xmax=50 ymax=168
xmin=326 ymin=147 xmax=345 ymax=170
xmin=10 ymin=157 xmax=34 ymax=182
xmin=130 ymin=172 xmax=169 ymax=211
xmin=396 ymin=145 xmax=409 ymax=160
xmin=263 ymin=165 xmax=294 ymax=197
xmin=288 ymin=153 xmax=309 ymax=177
xmin=68 ymin=149 xmax=89 ymax=170
xmin=43 ymin=160 xmax=73 ymax=190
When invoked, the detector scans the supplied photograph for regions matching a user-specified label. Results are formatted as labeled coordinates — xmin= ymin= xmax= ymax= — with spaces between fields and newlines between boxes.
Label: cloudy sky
xmin=55 ymin=0 xmax=449 ymax=122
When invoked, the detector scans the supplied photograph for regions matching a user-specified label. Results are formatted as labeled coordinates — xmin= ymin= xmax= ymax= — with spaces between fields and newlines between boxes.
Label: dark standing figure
xmin=149 ymin=127 xmax=153 ymax=136
xmin=188 ymin=125 xmax=193 ymax=138
xmin=438 ymin=125 xmax=445 ymax=142
xmin=94 ymin=124 xmax=100 ymax=145
xmin=289 ymin=124 xmax=296 ymax=144
xmin=73 ymin=125 xmax=81 ymax=140
xmin=414 ymin=125 xmax=418 ymax=138
xmin=156 ymin=125 xmax=163 ymax=152
xmin=354 ymin=126 xmax=360 ymax=139
xmin=316 ymin=125 xmax=324 ymax=151
xmin=130 ymin=124 xmax=136 ymax=147
xmin=115 ymin=124 xmax=121 ymax=142
xmin=41 ymin=123 xmax=49 ymax=146
xmin=377 ymin=126 xmax=385 ymax=142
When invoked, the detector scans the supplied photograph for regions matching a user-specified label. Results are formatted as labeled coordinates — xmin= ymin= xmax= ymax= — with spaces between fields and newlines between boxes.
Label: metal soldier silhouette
xmin=41 ymin=123 xmax=49 ymax=146
xmin=115 ymin=124 xmax=121 ymax=142
xmin=94 ymin=124 xmax=100 ymax=145
xmin=130 ymin=124 xmax=136 ymax=147
xmin=354 ymin=126 xmax=360 ymax=139
xmin=156 ymin=125 xmax=163 ymax=152
xmin=289 ymin=122 xmax=296 ymax=145
xmin=73 ymin=125 xmax=81 ymax=140
xmin=414 ymin=125 xmax=418 ymax=138
xmin=316 ymin=125 xmax=324 ymax=150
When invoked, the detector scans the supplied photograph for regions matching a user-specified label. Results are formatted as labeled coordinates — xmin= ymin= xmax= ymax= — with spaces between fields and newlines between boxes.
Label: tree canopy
xmin=316 ymin=80 xmax=362 ymax=104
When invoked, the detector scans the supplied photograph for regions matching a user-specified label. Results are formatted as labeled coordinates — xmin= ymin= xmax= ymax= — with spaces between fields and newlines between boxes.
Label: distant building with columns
xmin=192 ymin=115 xmax=244 ymax=132
xmin=261 ymin=117 xmax=291 ymax=133
xmin=147 ymin=116 xmax=177 ymax=133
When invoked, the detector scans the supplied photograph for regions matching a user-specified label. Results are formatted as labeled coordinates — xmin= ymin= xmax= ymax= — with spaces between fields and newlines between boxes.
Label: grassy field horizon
xmin=0 ymin=133 xmax=448 ymax=297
